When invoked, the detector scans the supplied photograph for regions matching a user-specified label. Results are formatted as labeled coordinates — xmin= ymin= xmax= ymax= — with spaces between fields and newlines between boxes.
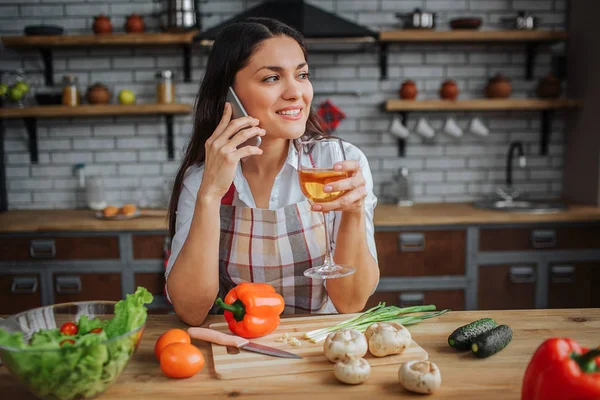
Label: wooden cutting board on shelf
xmin=208 ymin=313 xmax=428 ymax=380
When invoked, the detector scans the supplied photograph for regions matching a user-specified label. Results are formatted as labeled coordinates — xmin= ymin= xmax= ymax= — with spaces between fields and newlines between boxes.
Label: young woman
xmin=166 ymin=18 xmax=379 ymax=326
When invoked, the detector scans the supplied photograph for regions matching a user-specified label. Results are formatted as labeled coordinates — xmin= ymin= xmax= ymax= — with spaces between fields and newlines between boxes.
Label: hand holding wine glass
xmin=297 ymin=138 xmax=367 ymax=279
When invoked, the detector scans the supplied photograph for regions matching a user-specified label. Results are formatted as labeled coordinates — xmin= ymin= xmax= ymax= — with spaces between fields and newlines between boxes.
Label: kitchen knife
xmin=187 ymin=327 xmax=302 ymax=359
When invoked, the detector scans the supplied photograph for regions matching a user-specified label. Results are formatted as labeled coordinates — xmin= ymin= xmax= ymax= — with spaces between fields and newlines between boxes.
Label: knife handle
xmin=188 ymin=327 xmax=250 ymax=348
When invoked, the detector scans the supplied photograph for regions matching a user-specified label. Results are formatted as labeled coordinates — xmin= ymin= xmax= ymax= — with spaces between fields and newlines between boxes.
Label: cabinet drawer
xmin=53 ymin=273 xmax=122 ymax=303
xmin=479 ymin=226 xmax=600 ymax=251
xmin=375 ymin=230 xmax=465 ymax=277
xmin=548 ymin=262 xmax=600 ymax=308
xmin=133 ymin=235 xmax=168 ymax=260
xmin=0 ymin=236 xmax=120 ymax=261
xmin=0 ymin=274 xmax=43 ymax=315
xmin=364 ymin=290 xmax=464 ymax=311
xmin=478 ymin=265 xmax=536 ymax=310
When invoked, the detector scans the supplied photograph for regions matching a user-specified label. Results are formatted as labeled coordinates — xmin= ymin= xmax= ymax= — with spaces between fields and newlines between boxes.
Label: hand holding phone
xmin=226 ymin=87 xmax=262 ymax=150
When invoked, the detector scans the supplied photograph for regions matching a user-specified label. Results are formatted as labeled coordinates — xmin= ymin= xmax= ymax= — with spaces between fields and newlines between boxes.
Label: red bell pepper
xmin=214 ymin=282 xmax=285 ymax=339
xmin=522 ymin=338 xmax=600 ymax=400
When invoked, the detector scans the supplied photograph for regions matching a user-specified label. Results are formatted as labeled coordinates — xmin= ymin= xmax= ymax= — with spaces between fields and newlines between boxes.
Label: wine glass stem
xmin=322 ymin=211 xmax=335 ymax=267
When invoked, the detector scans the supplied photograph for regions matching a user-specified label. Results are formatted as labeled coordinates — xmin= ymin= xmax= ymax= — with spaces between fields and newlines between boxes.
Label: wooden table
xmin=1 ymin=308 xmax=598 ymax=399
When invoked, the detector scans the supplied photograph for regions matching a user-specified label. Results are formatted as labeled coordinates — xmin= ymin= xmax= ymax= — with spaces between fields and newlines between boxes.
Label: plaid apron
xmin=210 ymin=193 xmax=333 ymax=315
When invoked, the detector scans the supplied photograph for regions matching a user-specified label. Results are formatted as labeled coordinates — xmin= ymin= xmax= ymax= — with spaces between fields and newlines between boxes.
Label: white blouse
xmin=165 ymin=139 xmax=379 ymax=284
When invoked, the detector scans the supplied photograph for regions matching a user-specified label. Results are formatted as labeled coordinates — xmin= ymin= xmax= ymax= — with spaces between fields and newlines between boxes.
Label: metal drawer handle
xmin=531 ymin=230 xmax=556 ymax=249
xmin=509 ymin=266 xmax=536 ymax=284
xmin=56 ymin=276 xmax=82 ymax=294
xmin=398 ymin=233 xmax=425 ymax=252
xmin=11 ymin=276 xmax=38 ymax=294
xmin=399 ymin=292 xmax=425 ymax=307
xmin=551 ymin=265 xmax=575 ymax=284
xmin=29 ymin=239 xmax=56 ymax=258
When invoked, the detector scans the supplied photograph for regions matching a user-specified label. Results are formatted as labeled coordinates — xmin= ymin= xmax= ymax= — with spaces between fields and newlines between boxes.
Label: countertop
xmin=1 ymin=308 xmax=598 ymax=399
xmin=1 ymin=203 xmax=600 ymax=233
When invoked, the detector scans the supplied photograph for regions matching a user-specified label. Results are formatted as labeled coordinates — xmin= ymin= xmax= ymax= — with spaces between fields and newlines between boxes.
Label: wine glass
xmin=297 ymin=138 xmax=356 ymax=279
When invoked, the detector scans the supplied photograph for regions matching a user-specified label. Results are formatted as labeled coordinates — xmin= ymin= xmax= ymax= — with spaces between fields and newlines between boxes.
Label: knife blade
xmin=188 ymin=327 xmax=302 ymax=359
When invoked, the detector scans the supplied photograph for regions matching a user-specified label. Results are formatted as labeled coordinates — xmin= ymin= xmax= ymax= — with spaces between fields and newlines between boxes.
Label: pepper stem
xmin=214 ymin=298 xmax=246 ymax=322
xmin=572 ymin=349 xmax=600 ymax=373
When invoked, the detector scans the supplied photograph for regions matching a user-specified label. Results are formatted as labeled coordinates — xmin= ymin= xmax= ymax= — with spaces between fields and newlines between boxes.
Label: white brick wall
xmin=0 ymin=0 xmax=567 ymax=208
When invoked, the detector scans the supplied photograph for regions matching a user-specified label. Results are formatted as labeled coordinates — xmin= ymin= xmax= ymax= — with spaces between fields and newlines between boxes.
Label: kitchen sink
xmin=473 ymin=199 xmax=568 ymax=214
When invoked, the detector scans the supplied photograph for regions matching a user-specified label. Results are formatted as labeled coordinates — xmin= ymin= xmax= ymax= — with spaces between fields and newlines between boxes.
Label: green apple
xmin=118 ymin=89 xmax=136 ymax=105
xmin=8 ymin=86 xmax=24 ymax=102
xmin=0 ymin=84 xmax=8 ymax=97
xmin=14 ymin=81 xmax=30 ymax=93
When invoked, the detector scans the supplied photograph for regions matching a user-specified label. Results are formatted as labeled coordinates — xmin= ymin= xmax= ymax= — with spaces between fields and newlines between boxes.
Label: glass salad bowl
xmin=0 ymin=293 xmax=150 ymax=400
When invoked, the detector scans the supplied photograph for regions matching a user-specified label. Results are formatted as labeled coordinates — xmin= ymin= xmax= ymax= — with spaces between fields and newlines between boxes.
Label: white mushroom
xmin=323 ymin=329 xmax=368 ymax=363
xmin=365 ymin=322 xmax=412 ymax=357
xmin=398 ymin=360 xmax=442 ymax=394
xmin=333 ymin=357 xmax=371 ymax=385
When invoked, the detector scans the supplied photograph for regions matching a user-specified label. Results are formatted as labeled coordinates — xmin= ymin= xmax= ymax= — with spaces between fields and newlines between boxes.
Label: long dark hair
xmin=168 ymin=17 xmax=325 ymax=237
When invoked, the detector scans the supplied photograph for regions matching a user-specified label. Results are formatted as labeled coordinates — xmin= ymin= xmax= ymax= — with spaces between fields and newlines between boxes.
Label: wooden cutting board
xmin=208 ymin=313 xmax=428 ymax=380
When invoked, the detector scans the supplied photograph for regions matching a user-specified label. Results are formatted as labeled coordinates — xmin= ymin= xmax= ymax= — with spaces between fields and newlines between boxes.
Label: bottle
xmin=62 ymin=75 xmax=80 ymax=106
xmin=395 ymin=167 xmax=414 ymax=207
xmin=74 ymin=163 xmax=86 ymax=209
xmin=86 ymin=176 xmax=107 ymax=210
xmin=156 ymin=70 xmax=175 ymax=104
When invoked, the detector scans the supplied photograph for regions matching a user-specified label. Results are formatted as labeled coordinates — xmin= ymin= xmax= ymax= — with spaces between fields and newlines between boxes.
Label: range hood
xmin=194 ymin=0 xmax=377 ymax=42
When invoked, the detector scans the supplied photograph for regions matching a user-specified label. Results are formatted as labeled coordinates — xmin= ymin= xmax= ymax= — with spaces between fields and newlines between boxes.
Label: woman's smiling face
xmin=232 ymin=35 xmax=313 ymax=140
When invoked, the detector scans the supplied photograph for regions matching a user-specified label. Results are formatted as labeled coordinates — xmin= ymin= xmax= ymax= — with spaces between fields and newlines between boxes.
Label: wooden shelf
xmin=377 ymin=30 xmax=568 ymax=81
xmin=0 ymin=103 xmax=192 ymax=163
xmin=385 ymin=98 xmax=581 ymax=112
xmin=384 ymin=98 xmax=582 ymax=158
xmin=1 ymin=32 xmax=198 ymax=85
xmin=1 ymin=31 xmax=198 ymax=47
xmin=379 ymin=30 xmax=568 ymax=43
xmin=0 ymin=103 xmax=192 ymax=119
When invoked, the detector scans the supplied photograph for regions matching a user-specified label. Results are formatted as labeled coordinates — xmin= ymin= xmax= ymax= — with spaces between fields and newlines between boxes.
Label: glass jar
xmin=85 ymin=176 xmax=107 ymax=211
xmin=62 ymin=75 xmax=80 ymax=106
xmin=156 ymin=70 xmax=175 ymax=104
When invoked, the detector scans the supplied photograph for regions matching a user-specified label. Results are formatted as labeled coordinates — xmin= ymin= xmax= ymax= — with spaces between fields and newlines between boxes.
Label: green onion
xmin=303 ymin=302 xmax=449 ymax=343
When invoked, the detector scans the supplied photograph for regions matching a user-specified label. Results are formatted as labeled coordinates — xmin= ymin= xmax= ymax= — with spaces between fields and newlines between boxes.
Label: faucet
xmin=506 ymin=141 xmax=527 ymax=188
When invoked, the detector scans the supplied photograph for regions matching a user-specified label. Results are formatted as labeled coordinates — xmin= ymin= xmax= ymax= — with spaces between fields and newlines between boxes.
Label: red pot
xmin=399 ymin=80 xmax=418 ymax=100
xmin=125 ymin=14 xmax=145 ymax=33
xmin=486 ymin=74 xmax=512 ymax=99
xmin=93 ymin=15 xmax=113 ymax=35
xmin=440 ymin=80 xmax=459 ymax=100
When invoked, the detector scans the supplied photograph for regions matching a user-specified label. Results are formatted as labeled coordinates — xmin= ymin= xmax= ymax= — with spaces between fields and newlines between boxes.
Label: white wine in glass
xmin=297 ymin=138 xmax=356 ymax=279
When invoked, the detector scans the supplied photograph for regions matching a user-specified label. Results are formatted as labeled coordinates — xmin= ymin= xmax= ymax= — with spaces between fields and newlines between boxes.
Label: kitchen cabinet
xmin=548 ymin=262 xmax=600 ymax=308
xmin=478 ymin=265 xmax=536 ymax=310
xmin=479 ymin=226 xmax=600 ymax=251
xmin=364 ymin=290 xmax=464 ymax=311
xmin=0 ymin=235 xmax=120 ymax=261
xmin=375 ymin=230 xmax=465 ymax=277
xmin=53 ymin=273 xmax=122 ymax=303
xmin=0 ymin=274 xmax=42 ymax=314
xmin=132 ymin=234 xmax=168 ymax=260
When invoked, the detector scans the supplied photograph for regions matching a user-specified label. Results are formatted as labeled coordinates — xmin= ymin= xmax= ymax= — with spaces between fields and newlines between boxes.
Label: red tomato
xmin=60 ymin=339 xmax=75 ymax=346
xmin=159 ymin=343 xmax=204 ymax=379
xmin=60 ymin=322 xmax=78 ymax=336
xmin=154 ymin=329 xmax=191 ymax=360
xmin=90 ymin=327 xmax=103 ymax=334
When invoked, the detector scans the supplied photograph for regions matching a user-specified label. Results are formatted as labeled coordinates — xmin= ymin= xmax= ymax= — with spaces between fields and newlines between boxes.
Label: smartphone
xmin=226 ymin=86 xmax=262 ymax=149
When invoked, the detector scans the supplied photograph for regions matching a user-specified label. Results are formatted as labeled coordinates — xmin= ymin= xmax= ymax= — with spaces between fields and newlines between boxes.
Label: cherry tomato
xmin=154 ymin=329 xmax=191 ymax=360
xmin=90 ymin=328 xmax=103 ymax=334
xmin=159 ymin=343 xmax=204 ymax=379
xmin=60 ymin=339 xmax=75 ymax=346
xmin=60 ymin=322 xmax=78 ymax=336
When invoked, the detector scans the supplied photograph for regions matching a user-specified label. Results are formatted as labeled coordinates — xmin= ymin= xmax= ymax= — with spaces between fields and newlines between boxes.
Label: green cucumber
xmin=471 ymin=325 xmax=513 ymax=358
xmin=448 ymin=318 xmax=497 ymax=350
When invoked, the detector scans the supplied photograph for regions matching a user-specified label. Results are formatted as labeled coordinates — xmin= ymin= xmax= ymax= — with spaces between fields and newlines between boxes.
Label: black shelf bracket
xmin=183 ymin=44 xmax=192 ymax=83
xmin=540 ymin=109 xmax=553 ymax=156
xmin=0 ymin=120 xmax=7 ymax=212
xmin=40 ymin=48 xmax=54 ymax=86
xmin=526 ymin=43 xmax=538 ymax=81
xmin=379 ymin=42 xmax=389 ymax=81
xmin=23 ymin=118 xmax=38 ymax=163
xmin=165 ymin=114 xmax=174 ymax=160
